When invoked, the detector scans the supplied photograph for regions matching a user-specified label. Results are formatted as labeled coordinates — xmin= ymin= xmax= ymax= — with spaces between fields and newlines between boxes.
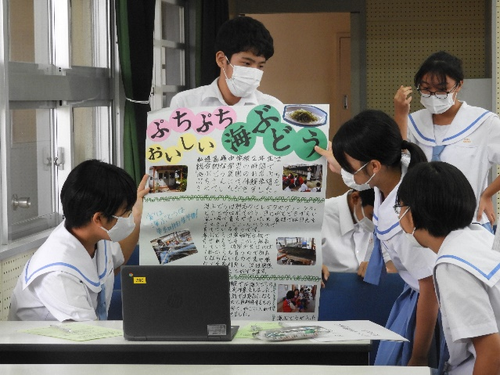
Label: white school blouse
xmin=408 ymin=102 xmax=500 ymax=224
xmin=169 ymin=78 xmax=283 ymax=109
xmin=321 ymin=192 xmax=376 ymax=272
xmin=434 ymin=225 xmax=500 ymax=375
xmin=8 ymin=221 xmax=123 ymax=322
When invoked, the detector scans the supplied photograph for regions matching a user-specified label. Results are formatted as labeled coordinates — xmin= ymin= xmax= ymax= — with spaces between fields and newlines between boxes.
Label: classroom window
xmin=0 ymin=0 xmax=115 ymax=245
xmin=152 ymin=0 xmax=195 ymax=110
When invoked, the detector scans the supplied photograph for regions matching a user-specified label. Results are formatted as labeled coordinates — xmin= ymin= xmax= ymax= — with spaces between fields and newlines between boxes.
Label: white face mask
xmin=223 ymin=58 xmax=263 ymax=98
xmin=420 ymin=93 xmax=455 ymax=114
xmin=101 ymin=213 xmax=135 ymax=242
xmin=398 ymin=207 xmax=421 ymax=247
xmin=341 ymin=168 xmax=376 ymax=191
xmin=354 ymin=205 xmax=375 ymax=233
xmin=403 ymin=228 xmax=421 ymax=248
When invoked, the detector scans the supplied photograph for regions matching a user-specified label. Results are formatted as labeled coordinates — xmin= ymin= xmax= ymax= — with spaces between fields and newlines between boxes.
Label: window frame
xmin=0 ymin=0 xmax=119 ymax=252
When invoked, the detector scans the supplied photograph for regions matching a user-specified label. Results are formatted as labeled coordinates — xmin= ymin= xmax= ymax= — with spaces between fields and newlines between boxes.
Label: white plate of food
xmin=283 ymin=105 xmax=328 ymax=126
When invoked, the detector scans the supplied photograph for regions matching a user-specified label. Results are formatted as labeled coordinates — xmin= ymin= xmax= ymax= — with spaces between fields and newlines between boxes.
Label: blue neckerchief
xmin=431 ymin=145 xmax=446 ymax=161
xmin=363 ymin=229 xmax=386 ymax=285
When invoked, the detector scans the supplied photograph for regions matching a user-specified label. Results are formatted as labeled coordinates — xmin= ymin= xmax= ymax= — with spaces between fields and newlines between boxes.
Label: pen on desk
xmin=50 ymin=324 xmax=74 ymax=334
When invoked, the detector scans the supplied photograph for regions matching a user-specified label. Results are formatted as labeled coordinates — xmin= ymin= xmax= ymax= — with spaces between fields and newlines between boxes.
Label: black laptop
xmin=121 ymin=264 xmax=238 ymax=341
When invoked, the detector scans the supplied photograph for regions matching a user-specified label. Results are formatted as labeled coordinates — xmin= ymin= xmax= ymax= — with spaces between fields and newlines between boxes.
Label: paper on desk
xmin=21 ymin=323 xmax=123 ymax=342
xmin=285 ymin=320 xmax=408 ymax=342
xmin=236 ymin=322 xmax=284 ymax=338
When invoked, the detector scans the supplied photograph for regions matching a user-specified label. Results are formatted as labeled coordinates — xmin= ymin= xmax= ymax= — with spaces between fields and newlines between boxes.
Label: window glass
xmin=162 ymin=2 xmax=183 ymax=43
xmin=163 ymin=47 xmax=183 ymax=86
xmin=9 ymin=0 xmax=35 ymax=62
xmin=9 ymin=108 xmax=59 ymax=241
xmin=71 ymin=0 xmax=108 ymax=67
xmin=73 ymin=107 xmax=96 ymax=164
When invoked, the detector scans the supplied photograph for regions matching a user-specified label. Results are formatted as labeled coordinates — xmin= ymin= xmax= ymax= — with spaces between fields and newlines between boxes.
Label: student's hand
xmin=321 ymin=265 xmax=330 ymax=288
xmin=132 ymin=174 xmax=151 ymax=222
xmin=357 ymin=261 xmax=368 ymax=277
xmin=478 ymin=192 xmax=496 ymax=225
xmin=314 ymin=142 xmax=341 ymax=174
xmin=394 ymin=85 xmax=412 ymax=116
xmin=117 ymin=174 xmax=151 ymax=270
xmin=385 ymin=260 xmax=397 ymax=273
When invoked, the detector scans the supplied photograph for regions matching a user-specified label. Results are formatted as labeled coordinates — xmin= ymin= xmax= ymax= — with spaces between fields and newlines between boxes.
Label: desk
xmin=0 ymin=321 xmax=370 ymax=365
xmin=0 ymin=364 xmax=432 ymax=375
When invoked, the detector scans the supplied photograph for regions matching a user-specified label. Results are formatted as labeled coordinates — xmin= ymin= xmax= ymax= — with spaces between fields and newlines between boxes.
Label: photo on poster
xmin=276 ymin=237 xmax=316 ymax=265
xmin=148 ymin=165 xmax=188 ymax=193
xmin=282 ymin=164 xmax=323 ymax=192
xmin=150 ymin=229 xmax=198 ymax=264
xmin=276 ymin=283 xmax=317 ymax=313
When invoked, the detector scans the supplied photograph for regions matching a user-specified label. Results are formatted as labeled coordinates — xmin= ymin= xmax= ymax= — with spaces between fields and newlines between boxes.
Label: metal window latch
xmin=12 ymin=194 xmax=31 ymax=210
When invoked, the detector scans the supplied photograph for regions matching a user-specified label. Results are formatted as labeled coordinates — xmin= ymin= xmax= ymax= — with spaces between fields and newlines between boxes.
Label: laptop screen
xmin=121 ymin=264 xmax=236 ymax=341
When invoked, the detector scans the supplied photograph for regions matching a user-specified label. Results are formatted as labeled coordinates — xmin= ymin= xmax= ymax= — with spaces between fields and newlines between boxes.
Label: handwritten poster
xmin=141 ymin=104 xmax=329 ymax=321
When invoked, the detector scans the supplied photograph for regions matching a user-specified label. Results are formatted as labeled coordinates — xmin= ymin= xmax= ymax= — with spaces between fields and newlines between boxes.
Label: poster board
xmin=140 ymin=103 xmax=329 ymax=321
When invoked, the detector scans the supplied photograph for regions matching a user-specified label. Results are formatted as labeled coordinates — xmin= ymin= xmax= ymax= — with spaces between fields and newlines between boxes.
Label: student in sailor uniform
xmin=316 ymin=109 xmax=445 ymax=370
xmin=8 ymin=160 xmax=149 ymax=322
xmin=169 ymin=16 xmax=282 ymax=109
xmin=394 ymin=51 xmax=500 ymax=232
xmin=397 ymin=161 xmax=500 ymax=375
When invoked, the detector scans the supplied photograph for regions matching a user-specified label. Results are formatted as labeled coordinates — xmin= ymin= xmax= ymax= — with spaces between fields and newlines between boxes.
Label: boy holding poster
xmin=169 ymin=16 xmax=282 ymax=108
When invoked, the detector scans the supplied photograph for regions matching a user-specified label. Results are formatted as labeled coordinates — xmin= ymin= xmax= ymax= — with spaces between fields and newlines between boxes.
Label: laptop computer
xmin=121 ymin=264 xmax=239 ymax=341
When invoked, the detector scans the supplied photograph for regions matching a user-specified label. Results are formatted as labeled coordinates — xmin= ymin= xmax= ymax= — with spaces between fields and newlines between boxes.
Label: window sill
xmin=0 ymin=229 xmax=51 ymax=261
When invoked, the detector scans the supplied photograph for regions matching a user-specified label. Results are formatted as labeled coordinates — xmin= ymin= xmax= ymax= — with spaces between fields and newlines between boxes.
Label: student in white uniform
xmin=318 ymin=109 xmax=445 ymax=370
xmin=322 ymin=189 xmax=375 ymax=275
xmin=169 ymin=16 xmax=282 ymax=109
xmin=397 ymin=161 xmax=500 ymax=375
xmin=321 ymin=188 xmax=396 ymax=279
xmin=394 ymin=51 xmax=500 ymax=232
xmin=8 ymin=160 xmax=149 ymax=322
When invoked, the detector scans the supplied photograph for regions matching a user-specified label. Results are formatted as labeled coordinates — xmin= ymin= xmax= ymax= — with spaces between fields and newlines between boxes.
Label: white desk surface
xmin=0 ymin=320 xmax=370 ymax=346
xmin=0 ymin=364 xmax=432 ymax=375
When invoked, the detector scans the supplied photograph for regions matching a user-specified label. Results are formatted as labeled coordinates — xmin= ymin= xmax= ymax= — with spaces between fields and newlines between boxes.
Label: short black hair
xmin=414 ymin=51 xmax=464 ymax=88
xmin=358 ymin=188 xmax=375 ymax=207
xmin=214 ymin=16 xmax=274 ymax=60
xmin=286 ymin=290 xmax=295 ymax=299
xmin=61 ymin=159 xmax=137 ymax=229
xmin=397 ymin=162 xmax=476 ymax=237
xmin=332 ymin=109 xmax=427 ymax=173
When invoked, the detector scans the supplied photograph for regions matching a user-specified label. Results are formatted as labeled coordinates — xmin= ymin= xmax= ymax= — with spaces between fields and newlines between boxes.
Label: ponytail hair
xmin=333 ymin=109 xmax=426 ymax=172
xmin=401 ymin=140 xmax=427 ymax=169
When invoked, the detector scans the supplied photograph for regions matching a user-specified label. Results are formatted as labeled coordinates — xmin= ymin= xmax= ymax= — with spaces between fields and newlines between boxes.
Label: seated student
xmin=321 ymin=189 xmax=395 ymax=280
xmin=396 ymin=161 xmax=500 ymax=374
xmin=169 ymin=16 xmax=282 ymax=108
xmin=8 ymin=160 xmax=149 ymax=322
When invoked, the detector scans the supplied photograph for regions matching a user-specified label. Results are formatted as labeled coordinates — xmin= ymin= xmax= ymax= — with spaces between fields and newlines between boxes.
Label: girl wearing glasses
xmin=317 ymin=109 xmax=446 ymax=371
xmin=397 ymin=161 xmax=500 ymax=375
xmin=394 ymin=51 xmax=500 ymax=233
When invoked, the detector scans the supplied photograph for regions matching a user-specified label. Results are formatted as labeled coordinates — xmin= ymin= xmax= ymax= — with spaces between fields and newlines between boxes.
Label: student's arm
xmin=407 ymin=275 xmax=439 ymax=366
xmin=394 ymin=85 xmax=412 ymax=140
xmin=321 ymin=264 xmax=330 ymax=288
xmin=314 ymin=141 xmax=341 ymax=174
xmin=117 ymin=174 xmax=150 ymax=270
xmin=472 ymin=333 xmax=500 ymax=375
xmin=478 ymin=176 xmax=500 ymax=224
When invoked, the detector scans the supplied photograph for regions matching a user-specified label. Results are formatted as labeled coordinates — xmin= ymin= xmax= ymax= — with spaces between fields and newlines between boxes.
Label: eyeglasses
xmin=353 ymin=162 xmax=369 ymax=175
xmin=393 ymin=202 xmax=406 ymax=215
xmin=417 ymin=84 xmax=458 ymax=100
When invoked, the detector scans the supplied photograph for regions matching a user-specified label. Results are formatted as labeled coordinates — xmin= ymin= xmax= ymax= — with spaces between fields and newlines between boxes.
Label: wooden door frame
xmin=230 ymin=0 xmax=367 ymax=116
